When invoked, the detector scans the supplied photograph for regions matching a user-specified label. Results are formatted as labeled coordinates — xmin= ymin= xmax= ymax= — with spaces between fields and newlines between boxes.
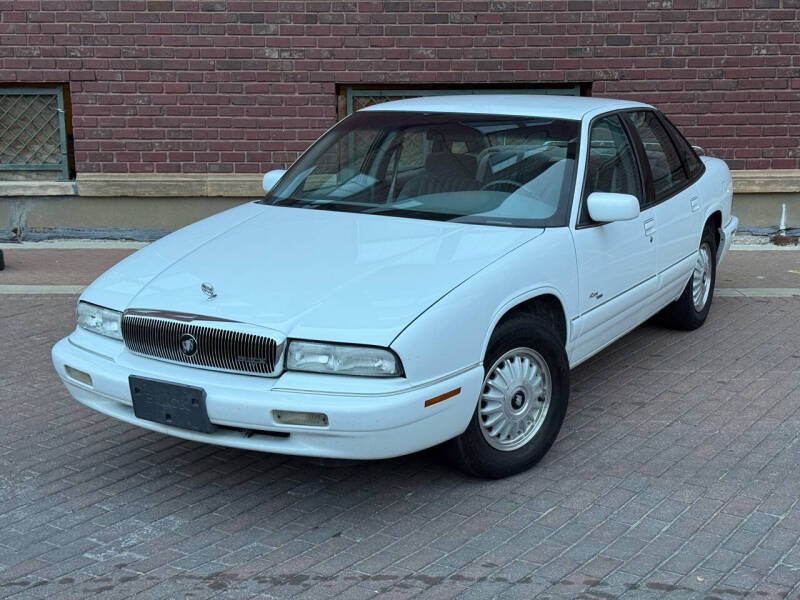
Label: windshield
xmin=263 ymin=111 xmax=580 ymax=227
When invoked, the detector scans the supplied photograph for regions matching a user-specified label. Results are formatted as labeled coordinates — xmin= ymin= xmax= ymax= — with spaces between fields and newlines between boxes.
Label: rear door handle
xmin=690 ymin=196 xmax=700 ymax=212
xmin=644 ymin=218 xmax=656 ymax=236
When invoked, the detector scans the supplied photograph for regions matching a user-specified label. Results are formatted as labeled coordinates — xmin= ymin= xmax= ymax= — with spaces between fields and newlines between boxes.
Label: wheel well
xmin=496 ymin=294 xmax=567 ymax=346
xmin=706 ymin=211 xmax=722 ymax=248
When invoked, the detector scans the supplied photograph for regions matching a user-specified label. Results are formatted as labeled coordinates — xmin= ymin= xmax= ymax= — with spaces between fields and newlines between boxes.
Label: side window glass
xmin=626 ymin=111 xmax=689 ymax=201
xmin=581 ymin=114 xmax=642 ymax=224
xmin=661 ymin=116 xmax=703 ymax=179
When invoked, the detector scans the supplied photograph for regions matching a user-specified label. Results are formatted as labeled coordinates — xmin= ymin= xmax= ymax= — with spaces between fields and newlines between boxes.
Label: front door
xmin=570 ymin=113 xmax=658 ymax=365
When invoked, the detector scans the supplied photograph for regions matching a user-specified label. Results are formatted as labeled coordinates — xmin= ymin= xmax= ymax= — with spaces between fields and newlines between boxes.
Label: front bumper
xmin=51 ymin=332 xmax=482 ymax=460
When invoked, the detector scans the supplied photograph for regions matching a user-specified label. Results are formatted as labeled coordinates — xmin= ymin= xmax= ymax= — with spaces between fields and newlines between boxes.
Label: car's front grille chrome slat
xmin=121 ymin=312 xmax=282 ymax=377
xmin=223 ymin=327 xmax=232 ymax=371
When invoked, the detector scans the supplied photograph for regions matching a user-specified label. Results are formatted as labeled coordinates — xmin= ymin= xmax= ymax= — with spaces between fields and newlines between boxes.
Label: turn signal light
xmin=65 ymin=365 xmax=93 ymax=387
xmin=272 ymin=410 xmax=329 ymax=427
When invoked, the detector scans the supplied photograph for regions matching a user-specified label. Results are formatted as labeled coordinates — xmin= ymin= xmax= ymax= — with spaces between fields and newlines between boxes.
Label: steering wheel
xmin=481 ymin=179 xmax=522 ymax=192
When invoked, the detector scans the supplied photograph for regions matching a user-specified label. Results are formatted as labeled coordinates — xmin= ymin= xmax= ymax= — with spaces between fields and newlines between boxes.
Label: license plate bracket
xmin=129 ymin=376 xmax=216 ymax=434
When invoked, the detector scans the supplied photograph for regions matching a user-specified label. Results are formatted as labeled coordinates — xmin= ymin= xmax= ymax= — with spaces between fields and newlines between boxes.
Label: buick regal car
xmin=52 ymin=95 xmax=737 ymax=478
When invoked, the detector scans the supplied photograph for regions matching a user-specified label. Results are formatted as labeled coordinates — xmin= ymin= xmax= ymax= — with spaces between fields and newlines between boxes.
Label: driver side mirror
xmin=586 ymin=192 xmax=640 ymax=223
xmin=262 ymin=169 xmax=287 ymax=194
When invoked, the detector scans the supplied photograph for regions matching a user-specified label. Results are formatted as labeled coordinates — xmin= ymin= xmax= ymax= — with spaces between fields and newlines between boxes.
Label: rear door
xmin=623 ymin=110 xmax=705 ymax=303
xmin=570 ymin=113 xmax=658 ymax=364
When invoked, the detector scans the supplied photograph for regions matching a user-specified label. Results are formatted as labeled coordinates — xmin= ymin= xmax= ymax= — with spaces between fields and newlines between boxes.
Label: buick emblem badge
xmin=180 ymin=333 xmax=198 ymax=357
xmin=201 ymin=282 xmax=217 ymax=300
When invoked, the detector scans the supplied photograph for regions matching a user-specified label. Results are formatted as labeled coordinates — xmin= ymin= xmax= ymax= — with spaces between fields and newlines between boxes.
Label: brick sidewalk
xmin=2 ymin=256 xmax=800 ymax=599
xmin=0 ymin=247 xmax=136 ymax=285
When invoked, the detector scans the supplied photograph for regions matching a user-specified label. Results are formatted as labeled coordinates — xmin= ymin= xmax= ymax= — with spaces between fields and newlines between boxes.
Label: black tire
xmin=662 ymin=224 xmax=717 ymax=331
xmin=445 ymin=314 xmax=569 ymax=479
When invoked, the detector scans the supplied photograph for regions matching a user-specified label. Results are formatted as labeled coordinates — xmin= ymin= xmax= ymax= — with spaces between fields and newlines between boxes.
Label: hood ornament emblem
xmin=201 ymin=282 xmax=217 ymax=300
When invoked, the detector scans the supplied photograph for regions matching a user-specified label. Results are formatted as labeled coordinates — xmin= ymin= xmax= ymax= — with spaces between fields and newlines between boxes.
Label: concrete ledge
xmin=76 ymin=173 xmax=264 ymax=198
xmin=0 ymin=181 xmax=77 ymax=196
xmin=732 ymin=170 xmax=800 ymax=194
xmin=0 ymin=196 xmax=250 ymax=242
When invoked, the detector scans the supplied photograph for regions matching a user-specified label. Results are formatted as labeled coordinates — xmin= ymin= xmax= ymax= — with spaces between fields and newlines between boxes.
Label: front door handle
xmin=644 ymin=218 xmax=656 ymax=236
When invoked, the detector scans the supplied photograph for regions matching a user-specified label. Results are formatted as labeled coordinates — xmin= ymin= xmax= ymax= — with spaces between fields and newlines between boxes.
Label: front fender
xmin=481 ymin=285 xmax=572 ymax=357
xmin=390 ymin=228 xmax=579 ymax=383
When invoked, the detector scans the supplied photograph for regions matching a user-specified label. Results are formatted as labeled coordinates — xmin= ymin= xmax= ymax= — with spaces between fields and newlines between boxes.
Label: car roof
xmin=359 ymin=94 xmax=653 ymax=121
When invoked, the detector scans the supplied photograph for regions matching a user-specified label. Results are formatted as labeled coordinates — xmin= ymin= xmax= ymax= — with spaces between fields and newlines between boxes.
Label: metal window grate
xmin=344 ymin=86 xmax=582 ymax=117
xmin=0 ymin=87 xmax=69 ymax=180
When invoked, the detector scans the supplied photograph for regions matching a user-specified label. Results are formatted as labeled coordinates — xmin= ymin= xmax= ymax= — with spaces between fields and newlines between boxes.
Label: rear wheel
xmin=445 ymin=314 xmax=569 ymax=479
xmin=662 ymin=224 xmax=717 ymax=331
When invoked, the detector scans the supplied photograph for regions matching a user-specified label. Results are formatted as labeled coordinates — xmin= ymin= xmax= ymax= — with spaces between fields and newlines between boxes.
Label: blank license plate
xmin=129 ymin=376 xmax=216 ymax=434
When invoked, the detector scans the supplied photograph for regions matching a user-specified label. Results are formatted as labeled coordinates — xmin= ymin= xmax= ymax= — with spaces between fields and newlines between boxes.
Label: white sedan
xmin=52 ymin=95 xmax=738 ymax=478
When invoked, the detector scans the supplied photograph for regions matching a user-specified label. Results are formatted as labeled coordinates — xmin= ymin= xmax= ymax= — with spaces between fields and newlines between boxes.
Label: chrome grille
xmin=121 ymin=311 xmax=281 ymax=376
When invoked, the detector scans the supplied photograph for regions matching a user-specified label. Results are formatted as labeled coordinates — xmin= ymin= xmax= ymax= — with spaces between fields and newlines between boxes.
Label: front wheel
xmin=445 ymin=314 xmax=569 ymax=479
xmin=662 ymin=224 xmax=717 ymax=331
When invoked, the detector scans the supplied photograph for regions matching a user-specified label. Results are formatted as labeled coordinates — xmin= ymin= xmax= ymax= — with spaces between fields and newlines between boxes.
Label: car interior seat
xmin=398 ymin=151 xmax=479 ymax=200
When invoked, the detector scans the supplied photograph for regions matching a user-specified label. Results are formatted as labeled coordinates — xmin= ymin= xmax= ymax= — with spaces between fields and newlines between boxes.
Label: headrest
xmin=424 ymin=152 xmax=477 ymax=179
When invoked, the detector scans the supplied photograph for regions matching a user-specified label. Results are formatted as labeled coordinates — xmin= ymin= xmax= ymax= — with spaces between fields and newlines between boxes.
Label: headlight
xmin=77 ymin=301 xmax=123 ymax=340
xmin=286 ymin=340 xmax=403 ymax=377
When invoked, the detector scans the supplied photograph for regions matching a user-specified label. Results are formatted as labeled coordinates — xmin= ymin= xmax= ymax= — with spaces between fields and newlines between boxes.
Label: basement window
xmin=0 ymin=84 xmax=73 ymax=181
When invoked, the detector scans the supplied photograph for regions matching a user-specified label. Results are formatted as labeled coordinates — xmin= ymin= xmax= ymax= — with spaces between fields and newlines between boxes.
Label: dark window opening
xmin=0 ymin=83 xmax=73 ymax=181
xmin=337 ymin=84 xmax=590 ymax=120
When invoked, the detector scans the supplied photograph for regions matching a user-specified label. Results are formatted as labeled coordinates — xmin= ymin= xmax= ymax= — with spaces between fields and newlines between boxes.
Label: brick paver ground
xmin=2 ymin=250 xmax=800 ymax=599
xmin=0 ymin=247 xmax=137 ymax=285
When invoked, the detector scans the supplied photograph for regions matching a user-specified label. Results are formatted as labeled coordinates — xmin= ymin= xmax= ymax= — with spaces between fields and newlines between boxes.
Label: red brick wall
xmin=2 ymin=1 xmax=799 ymax=174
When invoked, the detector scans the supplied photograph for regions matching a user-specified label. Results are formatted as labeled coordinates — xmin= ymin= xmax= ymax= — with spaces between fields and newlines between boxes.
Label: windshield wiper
xmin=265 ymin=196 xmax=322 ymax=208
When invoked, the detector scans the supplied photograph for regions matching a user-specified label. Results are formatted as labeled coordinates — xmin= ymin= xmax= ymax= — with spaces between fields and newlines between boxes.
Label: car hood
xmin=82 ymin=203 xmax=543 ymax=346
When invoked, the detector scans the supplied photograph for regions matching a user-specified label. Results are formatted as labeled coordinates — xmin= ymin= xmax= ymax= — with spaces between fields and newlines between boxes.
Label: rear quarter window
xmin=625 ymin=110 xmax=689 ymax=202
xmin=661 ymin=116 xmax=704 ymax=179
